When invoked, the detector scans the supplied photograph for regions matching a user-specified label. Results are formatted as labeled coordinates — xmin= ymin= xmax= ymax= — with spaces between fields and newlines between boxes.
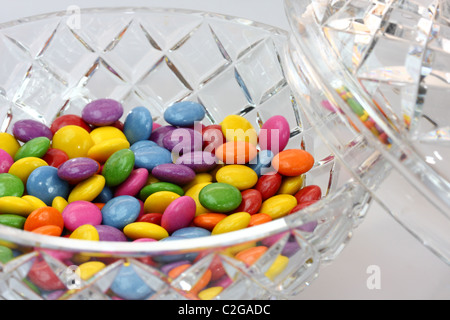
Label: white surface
xmin=0 ymin=0 xmax=449 ymax=300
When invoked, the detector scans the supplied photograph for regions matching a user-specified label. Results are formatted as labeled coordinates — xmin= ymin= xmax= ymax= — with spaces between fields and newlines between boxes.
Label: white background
xmin=0 ymin=0 xmax=449 ymax=300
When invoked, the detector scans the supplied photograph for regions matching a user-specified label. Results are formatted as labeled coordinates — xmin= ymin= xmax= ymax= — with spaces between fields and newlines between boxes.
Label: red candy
xmin=234 ymin=189 xmax=262 ymax=215
xmin=50 ymin=114 xmax=91 ymax=134
xmin=294 ymin=185 xmax=322 ymax=204
xmin=255 ymin=173 xmax=282 ymax=200
xmin=42 ymin=148 xmax=70 ymax=168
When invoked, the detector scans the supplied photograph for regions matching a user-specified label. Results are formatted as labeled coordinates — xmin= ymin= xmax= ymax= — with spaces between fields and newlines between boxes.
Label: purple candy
xmin=82 ymin=99 xmax=124 ymax=126
xmin=149 ymin=125 xmax=177 ymax=147
xmin=57 ymin=157 xmax=99 ymax=183
xmin=12 ymin=119 xmax=53 ymax=142
xmin=152 ymin=163 xmax=196 ymax=185
xmin=162 ymin=128 xmax=203 ymax=155
xmin=94 ymin=225 xmax=127 ymax=242
xmin=160 ymin=260 xmax=192 ymax=275
xmin=175 ymin=151 xmax=217 ymax=173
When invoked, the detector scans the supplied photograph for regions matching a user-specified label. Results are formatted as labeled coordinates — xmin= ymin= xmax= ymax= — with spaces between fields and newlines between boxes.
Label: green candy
xmin=199 ymin=183 xmax=242 ymax=213
xmin=0 ymin=173 xmax=24 ymax=197
xmin=0 ymin=214 xmax=26 ymax=229
xmin=139 ymin=182 xmax=184 ymax=201
xmin=14 ymin=137 xmax=50 ymax=161
xmin=102 ymin=149 xmax=135 ymax=187
xmin=0 ymin=245 xmax=14 ymax=264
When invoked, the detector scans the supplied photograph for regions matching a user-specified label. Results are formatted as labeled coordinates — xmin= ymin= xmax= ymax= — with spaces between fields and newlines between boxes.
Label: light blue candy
xmin=26 ymin=166 xmax=70 ymax=205
xmin=247 ymin=150 xmax=274 ymax=177
xmin=133 ymin=145 xmax=172 ymax=171
xmin=154 ymin=236 xmax=197 ymax=263
xmin=172 ymin=227 xmax=211 ymax=238
xmin=123 ymin=106 xmax=153 ymax=145
xmin=110 ymin=263 xmax=154 ymax=300
xmin=129 ymin=140 xmax=158 ymax=153
xmin=101 ymin=195 xmax=141 ymax=229
xmin=163 ymin=101 xmax=206 ymax=127
xmin=93 ymin=185 xmax=114 ymax=203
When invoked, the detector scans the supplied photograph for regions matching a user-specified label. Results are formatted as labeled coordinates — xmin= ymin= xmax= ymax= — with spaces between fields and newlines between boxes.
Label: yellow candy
xmin=0 ymin=133 xmax=20 ymax=158
xmin=182 ymin=173 xmax=213 ymax=192
xmin=143 ymin=191 xmax=180 ymax=214
xmin=69 ymin=224 xmax=99 ymax=241
xmin=185 ymin=182 xmax=211 ymax=216
xmin=52 ymin=196 xmax=68 ymax=213
xmin=198 ymin=286 xmax=223 ymax=300
xmin=212 ymin=212 xmax=251 ymax=235
xmin=87 ymin=138 xmax=130 ymax=163
xmin=145 ymin=174 xmax=160 ymax=185
xmin=123 ymin=222 xmax=169 ymax=240
xmin=76 ymin=261 xmax=106 ymax=281
xmin=222 ymin=241 xmax=256 ymax=257
xmin=277 ymin=174 xmax=304 ymax=195
xmin=0 ymin=196 xmax=34 ymax=216
xmin=221 ymin=115 xmax=258 ymax=146
xmin=259 ymin=194 xmax=297 ymax=220
xmin=21 ymin=195 xmax=47 ymax=211
xmin=68 ymin=174 xmax=106 ymax=203
xmin=52 ymin=125 xmax=94 ymax=159
xmin=89 ymin=126 xmax=127 ymax=144
xmin=215 ymin=165 xmax=258 ymax=190
xmin=8 ymin=157 xmax=48 ymax=184
xmin=265 ymin=255 xmax=289 ymax=281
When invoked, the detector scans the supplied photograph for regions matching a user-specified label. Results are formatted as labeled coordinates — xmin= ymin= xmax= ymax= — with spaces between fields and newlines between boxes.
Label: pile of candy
xmin=0 ymin=99 xmax=322 ymax=299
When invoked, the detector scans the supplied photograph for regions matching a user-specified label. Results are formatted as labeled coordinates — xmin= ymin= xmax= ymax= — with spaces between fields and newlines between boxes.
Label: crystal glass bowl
xmin=0 ymin=7 xmax=372 ymax=300
xmin=283 ymin=0 xmax=450 ymax=264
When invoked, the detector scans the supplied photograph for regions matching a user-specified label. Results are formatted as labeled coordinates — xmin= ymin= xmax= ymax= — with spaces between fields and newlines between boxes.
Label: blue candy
xmin=110 ymin=263 xmax=155 ymax=300
xmin=101 ymin=195 xmax=141 ymax=229
xmin=123 ymin=106 xmax=153 ymax=145
xmin=129 ymin=140 xmax=158 ymax=153
xmin=171 ymin=227 xmax=211 ymax=238
xmin=26 ymin=166 xmax=70 ymax=205
xmin=247 ymin=150 xmax=274 ymax=177
xmin=133 ymin=145 xmax=172 ymax=171
xmin=163 ymin=101 xmax=206 ymax=127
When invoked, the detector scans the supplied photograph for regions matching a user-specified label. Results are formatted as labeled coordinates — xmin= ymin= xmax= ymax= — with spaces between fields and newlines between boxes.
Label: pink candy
xmin=0 ymin=149 xmax=14 ymax=173
xmin=62 ymin=200 xmax=103 ymax=231
xmin=114 ymin=168 xmax=149 ymax=197
xmin=161 ymin=196 xmax=196 ymax=234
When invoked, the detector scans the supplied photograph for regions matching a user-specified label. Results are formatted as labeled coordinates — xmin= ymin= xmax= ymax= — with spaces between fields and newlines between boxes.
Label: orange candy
xmin=248 ymin=213 xmax=272 ymax=227
xmin=24 ymin=206 xmax=65 ymax=232
xmin=30 ymin=225 xmax=63 ymax=237
xmin=272 ymin=149 xmax=314 ymax=176
xmin=193 ymin=213 xmax=227 ymax=231
xmin=168 ymin=264 xmax=191 ymax=279
xmin=235 ymin=246 xmax=268 ymax=267
xmin=215 ymin=141 xmax=257 ymax=164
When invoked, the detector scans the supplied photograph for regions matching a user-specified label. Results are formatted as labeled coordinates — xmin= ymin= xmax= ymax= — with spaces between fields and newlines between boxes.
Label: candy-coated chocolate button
xmin=24 ymin=206 xmax=64 ymax=232
xmin=277 ymin=174 xmax=304 ymax=195
xmin=0 ymin=149 xmax=14 ymax=174
xmin=82 ymin=99 xmax=124 ymax=126
xmin=133 ymin=144 xmax=172 ymax=171
xmin=235 ymin=246 xmax=268 ymax=266
xmin=26 ymin=166 xmax=70 ymax=206
xmin=202 ymin=125 xmax=225 ymax=155
xmin=199 ymin=183 xmax=242 ymax=213
xmin=255 ymin=173 xmax=282 ymax=200
xmin=137 ymin=213 xmax=162 ymax=225
xmin=175 ymin=151 xmax=217 ymax=173
xmin=198 ymin=286 xmax=223 ymax=300
xmin=102 ymin=148 xmax=135 ymax=187
xmin=110 ymin=263 xmax=154 ymax=300
xmin=50 ymin=114 xmax=92 ymax=134
xmin=294 ymin=185 xmax=322 ymax=203
xmin=162 ymin=128 xmax=203 ymax=154
xmin=0 ymin=245 xmax=14 ymax=264
xmin=0 ymin=214 xmax=26 ymax=229
xmin=234 ymin=189 xmax=262 ymax=215
xmin=94 ymin=225 xmax=127 ymax=242
xmin=76 ymin=261 xmax=106 ymax=280
xmin=171 ymin=226 xmax=211 ymax=238
xmin=139 ymin=182 xmax=184 ymax=201
xmin=42 ymin=148 xmax=69 ymax=168
xmin=68 ymin=174 xmax=106 ymax=203
xmin=193 ymin=213 xmax=227 ymax=231
xmin=221 ymin=115 xmax=258 ymax=146
xmin=52 ymin=196 xmax=68 ymax=213
xmin=87 ymin=138 xmax=130 ymax=163
xmin=123 ymin=106 xmax=153 ymax=145
xmin=185 ymin=182 xmax=212 ymax=216
xmin=259 ymin=115 xmax=290 ymax=154
xmin=115 ymin=168 xmax=148 ymax=197
xmin=152 ymin=163 xmax=196 ymax=186
xmin=62 ymin=200 xmax=103 ymax=231
xmin=163 ymin=101 xmax=206 ymax=127
xmin=0 ymin=133 xmax=21 ymax=158
xmin=69 ymin=224 xmax=100 ymax=241
xmin=215 ymin=141 xmax=257 ymax=164
xmin=123 ymin=222 xmax=169 ymax=240
xmin=265 ymin=255 xmax=289 ymax=280
xmin=215 ymin=165 xmax=258 ymax=190
xmin=21 ymin=195 xmax=47 ymax=211
xmin=8 ymin=157 xmax=48 ymax=184
xmin=259 ymin=194 xmax=297 ymax=220
xmin=14 ymin=137 xmax=50 ymax=161
xmin=52 ymin=125 xmax=94 ymax=159
xmin=247 ymin=150 xmax=274 ymax=177
xmin=12 ymin=119 xmax=53 ymax=143
xmin=182 ymin=173 xmax=213 ymax=192
xmin=0 ymin=196 xmax=34 ymax=216
xmin=101 ymin=195 xmax=141 ymax=229
xmin=90 ymin=126 xmax=127 ymax=145
xmin=143 ymin=191 xmax=180 ymax=214
xmin=211 ymin=212 xmax=251 ymax=235
xmin=248 ymin=213 xmax=272 ymax=227
xmin=0 ymin=173 xmax=24 ymax=197
xmin=161 ymin=196 xmax=196 ymax=234
xmin=57 ymin=157 xmax=99 ymax=184
xmin=272 ymin=149 xmax=315 ymax=176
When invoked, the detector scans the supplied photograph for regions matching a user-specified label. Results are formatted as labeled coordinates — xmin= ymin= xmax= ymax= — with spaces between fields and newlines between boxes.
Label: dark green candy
xmin=0 ymin=245 xmax=14 ymax=264
xmin=139 ymin=182 xmax=184 ymax=201
xmin=198 ymin=183 xmax=242 ymax=213
xmin=102 ymin=149 xmax=135 ymax=187
xmin=0 ymin=214 xmax=26 ymax=229
xmin=14 ymin=137 xmax=50 ymax=161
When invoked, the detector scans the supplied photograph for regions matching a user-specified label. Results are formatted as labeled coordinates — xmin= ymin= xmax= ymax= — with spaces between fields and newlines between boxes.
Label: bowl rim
xmin=0 ymin=6 xmax=365 ymax=256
